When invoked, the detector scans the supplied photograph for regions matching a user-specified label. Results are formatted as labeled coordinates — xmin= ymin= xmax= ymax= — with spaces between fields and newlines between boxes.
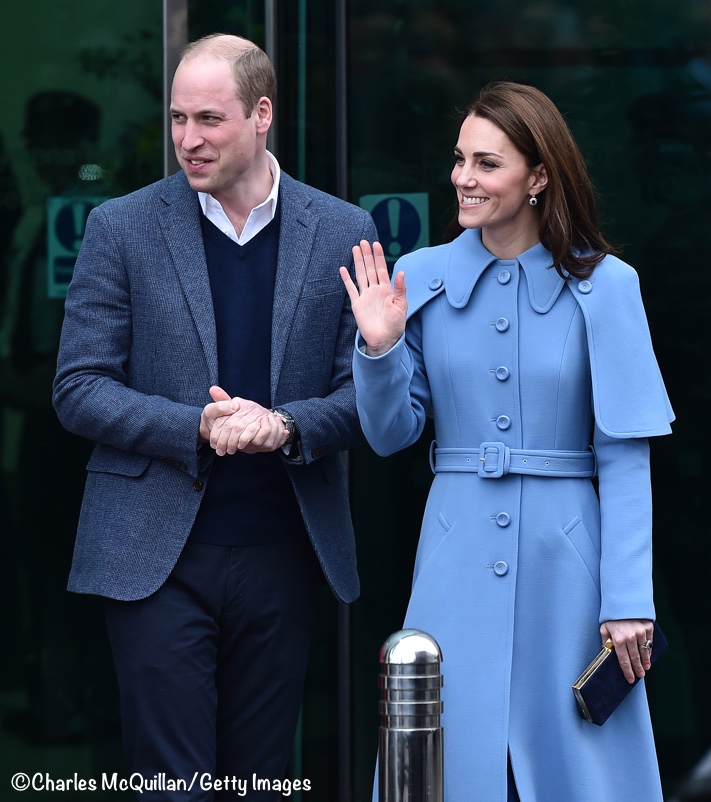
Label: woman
xmin=340 ymin=82 xmax=674 ymax=802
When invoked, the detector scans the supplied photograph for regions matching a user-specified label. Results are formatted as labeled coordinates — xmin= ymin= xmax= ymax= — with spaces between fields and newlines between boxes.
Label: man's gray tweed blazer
xmin=53 ymin=170 xmax=377 ymax=603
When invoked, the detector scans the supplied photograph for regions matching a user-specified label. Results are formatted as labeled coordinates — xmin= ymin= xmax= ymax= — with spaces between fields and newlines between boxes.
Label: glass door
xmin=0 ymin=2 xmax=162 ymax=796
xmin=346 ymin=2 xmax=711 ymax=800
xmin=3 ymin=2 xmax=708 ymax=800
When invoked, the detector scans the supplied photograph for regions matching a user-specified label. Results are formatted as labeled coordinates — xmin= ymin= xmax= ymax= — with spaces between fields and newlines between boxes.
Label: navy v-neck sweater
xmin=189 ymin=209 xmax=306 ymax=545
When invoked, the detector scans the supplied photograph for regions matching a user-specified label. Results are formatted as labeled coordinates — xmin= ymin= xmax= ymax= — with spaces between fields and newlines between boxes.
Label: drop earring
xmin=529 ymin=194 xmax=538 ymax=206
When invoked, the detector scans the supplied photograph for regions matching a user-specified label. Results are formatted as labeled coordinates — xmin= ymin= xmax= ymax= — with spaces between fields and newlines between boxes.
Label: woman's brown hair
xmin=444 ymin=81 xmax=617 ymax=279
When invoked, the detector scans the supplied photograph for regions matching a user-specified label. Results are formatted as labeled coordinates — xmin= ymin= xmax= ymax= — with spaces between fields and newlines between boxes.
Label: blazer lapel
xmin=270 ymin=174 xmax=316 ymax=395
xmin=158 ymin=174 xmax=219 ymax=385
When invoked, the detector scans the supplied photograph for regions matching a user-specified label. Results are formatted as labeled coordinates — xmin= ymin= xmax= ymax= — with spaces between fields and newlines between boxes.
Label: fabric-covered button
xmin=496 ymin=415 xmax=511 ymax=430
xmin=495 ymin=366 xmax=510 ymax=381
xmin=497 ymin=269 xmax=511 ymax=285
xmin=429 ymin=277 xmax=443 ymax=290
xmin=578 ymin=280 xmax=593 ymax=294
xmin=494 ymin=561 xmax=509 ymax=576
xmin=496 ymin=512 xmax=511 ymax=527
xmin=495 ymin=317 xmax=510 ymax=332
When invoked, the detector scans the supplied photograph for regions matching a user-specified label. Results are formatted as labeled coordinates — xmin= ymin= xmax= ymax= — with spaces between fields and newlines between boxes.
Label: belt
xmin=430 ymin=442 xmax=596 ymax=478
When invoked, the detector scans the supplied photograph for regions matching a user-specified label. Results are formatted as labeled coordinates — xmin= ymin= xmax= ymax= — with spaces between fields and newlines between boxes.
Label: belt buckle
xmin=478 ymin=442 xmax=508 ymax=478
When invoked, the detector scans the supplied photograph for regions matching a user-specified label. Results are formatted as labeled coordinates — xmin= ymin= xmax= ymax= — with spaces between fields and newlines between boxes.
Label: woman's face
xmin=451 ymin=114 xmax=546 ymax=243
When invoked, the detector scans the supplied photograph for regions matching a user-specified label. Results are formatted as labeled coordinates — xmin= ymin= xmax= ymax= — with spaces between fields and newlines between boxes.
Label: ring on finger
xmin=640 ymin=639 xmax=653 ymax=650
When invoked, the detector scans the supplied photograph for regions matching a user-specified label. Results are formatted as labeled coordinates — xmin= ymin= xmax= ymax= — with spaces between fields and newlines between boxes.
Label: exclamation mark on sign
xmin=73 ymin=202 xmax=88 ymax=252
xmin=387 ymin=198 xmax=401 ymax=257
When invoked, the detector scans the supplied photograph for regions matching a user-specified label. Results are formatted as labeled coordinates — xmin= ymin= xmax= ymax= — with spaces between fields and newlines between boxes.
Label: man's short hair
xmin=181 ymin=33 xmax=276 ymax=115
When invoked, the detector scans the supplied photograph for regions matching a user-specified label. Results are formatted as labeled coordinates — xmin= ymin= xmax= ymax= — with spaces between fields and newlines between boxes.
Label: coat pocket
xmin=87 ymin=445 xmax=151 ymax=478
xmin=412 ymin=511 xmax=453 ymax=582
xmin=301 ymin=277 xmax=345 ymax=298
xmin=562 ymin=515 xmax=601 ymax=594
xmin=437 ymin=513 xmax=451 ymax=532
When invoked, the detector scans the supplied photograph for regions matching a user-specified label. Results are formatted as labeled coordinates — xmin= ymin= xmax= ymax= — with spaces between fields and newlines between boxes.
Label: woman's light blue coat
xmin=354 ymin=229 xmax=674 ymax=802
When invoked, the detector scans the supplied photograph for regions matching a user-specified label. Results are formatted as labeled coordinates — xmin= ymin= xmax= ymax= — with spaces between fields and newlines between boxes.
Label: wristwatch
xmin=271 ymin=407 xmax=297 ymax=445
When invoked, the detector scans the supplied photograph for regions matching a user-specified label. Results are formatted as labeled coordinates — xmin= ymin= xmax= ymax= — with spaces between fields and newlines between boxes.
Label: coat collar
xmin=270 ymin=172 xmax=317 ymax=391
xmin=444 ymin=228 xmax=565 ymax=313
xmin=159 ymin=173 xmax=220 ymax=384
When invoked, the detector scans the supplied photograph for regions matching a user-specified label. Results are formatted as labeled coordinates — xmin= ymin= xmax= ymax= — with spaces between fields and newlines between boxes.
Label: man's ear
xmin=254 ymin=97 xmax=272 ymax=134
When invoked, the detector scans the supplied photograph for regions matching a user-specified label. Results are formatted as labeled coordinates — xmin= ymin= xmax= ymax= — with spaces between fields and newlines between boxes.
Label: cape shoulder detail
xmin=396 ymin=243 xmax=673 ymax=439
xmin=566 ymin=255 xmax=674 ymax=438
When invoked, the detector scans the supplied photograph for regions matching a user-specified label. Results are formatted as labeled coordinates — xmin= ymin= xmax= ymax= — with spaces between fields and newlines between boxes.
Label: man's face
xmin=170 ymin=54 xmax=270 ymax=203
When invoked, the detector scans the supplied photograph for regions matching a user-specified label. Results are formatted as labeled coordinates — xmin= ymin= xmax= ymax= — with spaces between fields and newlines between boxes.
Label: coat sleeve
xmin=573 ymin=256 xmax=672 ymax=622
xmin=351 ymin=250 xmax=443 ymax=456
xmin=594 ymin=428 xmax=656 ymax=622
xmin=352 ymin=319 xmax=431 ymax=456
xmin=52 ymin=203 xmax=208 ymax=477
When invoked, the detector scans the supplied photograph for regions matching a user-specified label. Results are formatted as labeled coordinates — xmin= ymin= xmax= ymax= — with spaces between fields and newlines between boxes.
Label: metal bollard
xmin=378 ymin=629 xmax=443 ymax=802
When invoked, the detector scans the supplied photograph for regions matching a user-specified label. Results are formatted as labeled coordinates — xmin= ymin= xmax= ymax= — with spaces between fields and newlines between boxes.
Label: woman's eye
xmin=480 ymin=160 xmax=497 ymax=169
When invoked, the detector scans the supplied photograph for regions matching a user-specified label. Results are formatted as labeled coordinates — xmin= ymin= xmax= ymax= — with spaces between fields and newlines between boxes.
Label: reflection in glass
xmin=0 ymin=3 xmax=162 ymax=792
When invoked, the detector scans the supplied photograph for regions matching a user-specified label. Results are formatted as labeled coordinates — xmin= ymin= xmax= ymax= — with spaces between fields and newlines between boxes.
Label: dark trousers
xmin=105 ymin=540 xmax=316 ymax=801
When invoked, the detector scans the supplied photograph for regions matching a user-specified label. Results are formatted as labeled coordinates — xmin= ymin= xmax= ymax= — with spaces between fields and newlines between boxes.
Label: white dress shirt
xmin=198 ymin=150 xmax=280 ymax=245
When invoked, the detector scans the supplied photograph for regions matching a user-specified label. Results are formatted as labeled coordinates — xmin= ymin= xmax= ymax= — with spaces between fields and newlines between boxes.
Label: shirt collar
xmin=198 ymin=150 xmax=281 ymax=245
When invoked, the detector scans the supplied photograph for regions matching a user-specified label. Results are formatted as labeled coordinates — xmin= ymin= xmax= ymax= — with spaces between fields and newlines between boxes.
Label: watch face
xmin=274 ymin=409 xmax=295 ymax=441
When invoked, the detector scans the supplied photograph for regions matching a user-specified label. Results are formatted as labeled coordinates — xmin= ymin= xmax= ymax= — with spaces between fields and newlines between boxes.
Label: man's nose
xmin=180 ymin=121 xmax=204 ymax=151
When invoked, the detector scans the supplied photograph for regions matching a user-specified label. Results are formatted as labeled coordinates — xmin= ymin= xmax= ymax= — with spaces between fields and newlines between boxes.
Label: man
xmin=53 ymin=33 xmax=376 ymax=799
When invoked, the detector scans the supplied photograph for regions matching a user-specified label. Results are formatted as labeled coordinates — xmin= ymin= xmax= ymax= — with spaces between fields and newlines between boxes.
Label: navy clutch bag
xmin=572 ymin=622 xmax=667 ymax=726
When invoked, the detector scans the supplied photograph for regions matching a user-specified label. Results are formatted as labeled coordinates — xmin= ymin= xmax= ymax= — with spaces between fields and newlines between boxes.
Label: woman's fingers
xmin=339 ymin=266 xmax=359 ymax=304
xmin=350 ymin=240 xmax=387 ymax=291
xmin=601 ymin=619 xmax=654 ymax=684
xmin=342 ymin=241 xmax=390 ymax=298
xmin=372 ymin=241 xmax=391 ymax=284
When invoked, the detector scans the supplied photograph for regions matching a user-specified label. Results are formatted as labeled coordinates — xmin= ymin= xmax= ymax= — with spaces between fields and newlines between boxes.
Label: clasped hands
xmin=199 ymin=386 xmax=288 ymax=456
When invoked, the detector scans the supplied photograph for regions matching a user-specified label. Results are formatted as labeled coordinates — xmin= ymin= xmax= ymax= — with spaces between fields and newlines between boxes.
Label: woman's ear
xmin=531 ymin=163 xmax=548 ymax=194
